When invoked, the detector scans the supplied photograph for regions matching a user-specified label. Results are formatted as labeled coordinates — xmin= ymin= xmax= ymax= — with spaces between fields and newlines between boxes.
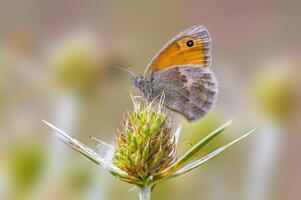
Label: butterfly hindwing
xmin=147 ymin=25 xmax=211 ymax=72
xmin=150 ymin=66 xmax=218 ymax=121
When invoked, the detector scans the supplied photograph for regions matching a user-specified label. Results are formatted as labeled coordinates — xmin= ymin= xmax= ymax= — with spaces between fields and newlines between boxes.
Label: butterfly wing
xmin=151 ymin=66 xmax=218 ymax=121
xmin=147 ymin=25 xmax=211 ymax=72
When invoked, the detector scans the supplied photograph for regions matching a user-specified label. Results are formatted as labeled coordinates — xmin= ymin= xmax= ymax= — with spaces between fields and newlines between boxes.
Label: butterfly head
xmin=132 ymin=74 xmax=158 ymax=101
xmin=132 ymin=75 xmax=147 ymax=93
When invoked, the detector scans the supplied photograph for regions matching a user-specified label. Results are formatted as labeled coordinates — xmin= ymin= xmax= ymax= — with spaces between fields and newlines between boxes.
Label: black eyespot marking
xmin=186 ymin=40 xmax=194 ymax=47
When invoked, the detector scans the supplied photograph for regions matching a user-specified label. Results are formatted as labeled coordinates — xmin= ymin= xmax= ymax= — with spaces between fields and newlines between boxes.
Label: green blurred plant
xmin=252 ymin=67 xmax=296 ymax=124
xmin=43 ymin=97 xmax=254 ymax=200
xmin=7 ymin=143 xmax=46 ymax=196
xmin=52 ymin=39 xmax=105 ymax=96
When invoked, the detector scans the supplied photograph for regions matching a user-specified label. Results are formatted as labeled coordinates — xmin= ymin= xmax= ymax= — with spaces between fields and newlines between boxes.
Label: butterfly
xmin=132 ymin=25 xmax=218 ymax=122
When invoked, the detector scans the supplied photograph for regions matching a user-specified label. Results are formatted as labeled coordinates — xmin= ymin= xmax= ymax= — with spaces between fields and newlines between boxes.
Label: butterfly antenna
xmin=111 ymin=65 xmax=136 ymax=76
xmin=128 ymin=65 xmax=136 ymax=74
xmin=128 ymin=65 xmax=138 ymax=76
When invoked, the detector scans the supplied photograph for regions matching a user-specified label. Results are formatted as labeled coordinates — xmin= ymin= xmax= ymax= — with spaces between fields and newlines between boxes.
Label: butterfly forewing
xmin=147 ymin=25 xmax=212 ymax=72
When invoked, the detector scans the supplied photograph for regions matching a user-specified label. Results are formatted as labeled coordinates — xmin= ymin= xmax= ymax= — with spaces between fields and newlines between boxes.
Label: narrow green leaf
xmin=42 ymin=120 xmax=128 ymax=177
xmin=43 ymin=120 xmax=101 ymax=165
xmin=154 ymin=119 xmax=233 ymax=180
xmin=169 ymin=128 xmax=255 ymax=179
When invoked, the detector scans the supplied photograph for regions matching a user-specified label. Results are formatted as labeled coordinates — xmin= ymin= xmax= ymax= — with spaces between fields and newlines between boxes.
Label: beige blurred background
xmin=0 ymin=0 xmax=300 ymax=199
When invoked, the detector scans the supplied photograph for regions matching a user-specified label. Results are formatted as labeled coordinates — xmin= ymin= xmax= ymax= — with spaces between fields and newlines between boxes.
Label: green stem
xmin=138 ymin=186 xmax=151 ymax=200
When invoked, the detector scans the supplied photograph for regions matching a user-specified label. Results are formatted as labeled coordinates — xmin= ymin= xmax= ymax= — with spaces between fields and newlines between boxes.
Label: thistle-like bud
xmin=113 ymin=99 xmax=176 ymax=185
xmin=43 ymin=96 xmax=254 ymax=200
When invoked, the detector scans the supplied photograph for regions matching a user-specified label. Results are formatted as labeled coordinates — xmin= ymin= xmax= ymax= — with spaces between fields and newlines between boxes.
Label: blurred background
xmin=0 ymin=0 xmax=300 ymax=199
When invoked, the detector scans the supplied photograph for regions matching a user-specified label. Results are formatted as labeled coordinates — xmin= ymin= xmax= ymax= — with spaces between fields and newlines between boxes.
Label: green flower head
xmin=43 ymin=96 xmax=255 ymax=199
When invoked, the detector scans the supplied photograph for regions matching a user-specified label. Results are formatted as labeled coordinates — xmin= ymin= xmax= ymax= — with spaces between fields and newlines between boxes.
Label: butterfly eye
xmin=186 ymin=40 xmax=194 ymax=47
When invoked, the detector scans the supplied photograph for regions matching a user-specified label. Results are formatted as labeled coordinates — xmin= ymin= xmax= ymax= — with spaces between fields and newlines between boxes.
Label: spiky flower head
xmin=113 ymin=98 xmax=176 ymax=185
xmin=43 ymin=96 xmax=255 ymax=200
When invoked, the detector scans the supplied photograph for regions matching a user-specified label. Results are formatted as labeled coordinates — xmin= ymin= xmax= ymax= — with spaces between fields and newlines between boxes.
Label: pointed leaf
xmin=169 ymin=128 xmax=255 ymax=178
xmin=42 ymin=120 xmax=127 ymax=176
xmin=154 ymin=119 xmax=233 ymax=180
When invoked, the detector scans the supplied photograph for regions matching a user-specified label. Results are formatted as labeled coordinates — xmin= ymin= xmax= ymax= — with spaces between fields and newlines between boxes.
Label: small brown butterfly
xmin=132 ymin=25 xmax=218 ymax=122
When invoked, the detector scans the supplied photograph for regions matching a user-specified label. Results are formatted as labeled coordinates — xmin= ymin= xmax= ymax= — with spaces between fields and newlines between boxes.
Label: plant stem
xmin=138 ymin=186 xmax=151 ymax=200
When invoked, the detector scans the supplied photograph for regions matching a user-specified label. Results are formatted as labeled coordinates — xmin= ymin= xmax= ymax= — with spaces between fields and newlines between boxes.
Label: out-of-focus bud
xmin=50 ymin=32 xmax=105 ymax=96
xmin=251 ymin=64 xmax=297 ymax=124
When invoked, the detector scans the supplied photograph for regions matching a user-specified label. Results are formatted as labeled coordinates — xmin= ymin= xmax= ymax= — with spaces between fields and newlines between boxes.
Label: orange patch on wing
xmin=151 ymin=36 xmax=207 ymax=71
